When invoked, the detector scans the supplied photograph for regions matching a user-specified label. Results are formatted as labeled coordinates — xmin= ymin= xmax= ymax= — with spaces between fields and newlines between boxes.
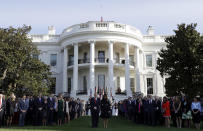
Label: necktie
xmin=95 ymin=98 xmax=96 ymax=104
xmin=139 ymin=103 xmax=140 ymax=112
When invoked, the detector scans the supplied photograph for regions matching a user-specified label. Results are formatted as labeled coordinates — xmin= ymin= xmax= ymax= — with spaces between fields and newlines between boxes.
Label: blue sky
xmin=0 ymin=0 xmax=202 ymax=35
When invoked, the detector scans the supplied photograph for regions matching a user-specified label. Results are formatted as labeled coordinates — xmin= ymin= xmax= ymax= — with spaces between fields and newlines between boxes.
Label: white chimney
xmin=147 ymin=26 xmax=154 ymax=35
xmin=48 ymin=26 xmax=55 ymax=35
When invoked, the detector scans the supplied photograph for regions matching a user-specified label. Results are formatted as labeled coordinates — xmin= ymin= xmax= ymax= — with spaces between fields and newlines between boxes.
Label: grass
xmin=0 ymin=117 xmax=202 ymax=131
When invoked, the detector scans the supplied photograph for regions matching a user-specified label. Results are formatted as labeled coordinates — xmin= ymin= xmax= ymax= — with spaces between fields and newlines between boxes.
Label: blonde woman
xmin=6 ymin=93 xmax=16 ymax=126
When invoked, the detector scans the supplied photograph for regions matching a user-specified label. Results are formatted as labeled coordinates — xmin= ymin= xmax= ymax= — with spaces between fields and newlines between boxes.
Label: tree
xmin=157 ymin=23 xmax=203 ymax=98
xmin=0 ymin=25 xmax=52 ymax=96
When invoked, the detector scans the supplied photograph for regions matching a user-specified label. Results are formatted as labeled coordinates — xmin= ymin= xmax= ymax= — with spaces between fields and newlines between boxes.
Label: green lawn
xmin=0 ymin=117 xmax=202 ymax=131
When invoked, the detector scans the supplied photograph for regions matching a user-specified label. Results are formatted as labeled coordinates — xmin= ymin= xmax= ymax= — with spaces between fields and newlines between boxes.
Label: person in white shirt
xmin=191 ymin=97 xmax=201 ymax=129
xmin=65 ymin=98 xmax=70 ymax=123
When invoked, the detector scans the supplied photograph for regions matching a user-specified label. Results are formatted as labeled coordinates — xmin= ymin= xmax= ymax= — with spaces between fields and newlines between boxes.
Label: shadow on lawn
xmin=0 ymin=117 xmax=202 ymax=131
xmin=0 ymin=117 xmax=95 ymax=131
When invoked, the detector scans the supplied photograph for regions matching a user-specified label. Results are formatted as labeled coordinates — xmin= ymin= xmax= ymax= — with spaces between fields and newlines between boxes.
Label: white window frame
xmin=144 ymin=52 xmax=155 ymax=69
xmin=50 ymin=54 xmax=57 ymax=67
xmin=146 ymin=76 xmax=154 ymax=95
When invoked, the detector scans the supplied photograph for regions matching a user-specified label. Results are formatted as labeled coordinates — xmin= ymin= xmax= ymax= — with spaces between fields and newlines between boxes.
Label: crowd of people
xmin=117 ymin=95 xmax=202 ymax=129
xmin=0 ymin=92 xmax=86 ymax=127
xmin=0 ymin=92 xmax=202 ymax=130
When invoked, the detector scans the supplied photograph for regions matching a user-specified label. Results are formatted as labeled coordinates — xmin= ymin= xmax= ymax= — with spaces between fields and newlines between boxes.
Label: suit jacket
xmin=47 ymin=97 xmax=55 ymax=110
xmin=147 ymin=99 xmax=157 ymax=111
xmin=29 ymin=98 xmax=35 ymax=110
xmin=18 ymin=99 xmax=29 ymax=111
xmin=90 ymin=97 xmax=100 ymax=113
xmin=34 ymin=97 xmax=44 ymax=110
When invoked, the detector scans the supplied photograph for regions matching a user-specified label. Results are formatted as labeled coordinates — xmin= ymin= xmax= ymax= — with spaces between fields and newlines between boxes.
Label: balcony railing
xmin=78 ymin=58 xmax=90 ymax=64
xmin=68 ymin=61 xmax=74 ymax=66
xmin=76 ymin=90 xmax=87 ymax=95
xmin=115 ymin=90 xmax=126 ymax=95
xmin=114 ymin=58 xmax=125 ymax=64
xmin=129 ymin=61 xmax=135 ymax=66
xmin=68 ymin=58 xmax=135 ymax=66
xmin=95 ymin=57 xmax=109 ymax=63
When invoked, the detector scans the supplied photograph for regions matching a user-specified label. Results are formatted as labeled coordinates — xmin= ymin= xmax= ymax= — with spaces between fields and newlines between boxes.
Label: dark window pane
xmin=147 ymin=78 xmax=153 ymax=94
xmin=146 ymin=55 xmax=152 ymax=67
xmin=33 ymin=54 xmax=39 ymax=60
xmin=50 ymin=54 xmax=57 ymax=66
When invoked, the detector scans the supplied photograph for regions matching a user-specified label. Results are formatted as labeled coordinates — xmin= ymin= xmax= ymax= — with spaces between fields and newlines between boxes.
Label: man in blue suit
xmin=18 ymin=95 xmax=29 ymax=126
xmin=90 ymin=93 xmax=100 ymax=128
xmin=147 ymin=95 xmax=156 ymax=126
xmin=47 ymin=94 xmax=55 ymax=125
xmin=34 ymin=93 xmax=44 ymax=126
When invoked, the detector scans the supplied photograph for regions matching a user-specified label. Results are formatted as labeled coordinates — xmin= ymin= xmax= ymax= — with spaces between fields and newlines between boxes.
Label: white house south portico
xmin=31 ymin=21 xmax=167 ymax=101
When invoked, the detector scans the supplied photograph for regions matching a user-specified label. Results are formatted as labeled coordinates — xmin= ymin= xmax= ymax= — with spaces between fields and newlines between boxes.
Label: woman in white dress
xmin=65 ymin=98 xmax=70 ymax=123
xmin=112 ymin=101 xmax=118 ymax=116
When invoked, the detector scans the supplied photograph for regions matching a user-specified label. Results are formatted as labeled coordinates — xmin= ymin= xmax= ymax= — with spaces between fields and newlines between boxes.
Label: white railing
xmin=62 ymin=21 xmax=142 ymax=39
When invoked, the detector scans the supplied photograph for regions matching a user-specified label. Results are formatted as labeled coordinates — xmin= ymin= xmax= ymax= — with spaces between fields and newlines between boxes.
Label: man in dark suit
xmin=47 ymin=94 xmax=55 ymax=125
xmin=34 ymin=93 xmax=44 ymax=126
xmin=90 ymin=93 xmax=100 ymax=128
xmin=147 ymin=95 xmax=156 ymax=126
xmin=69 ymin=98 xmax=76 ymax=120
xmin=27 ymin=95 xmax=34 ymax=125
xmin=127 ymin=97 xmax=133 ymax=120
xmin=142 ymin=96 xmax=149 ymax=125
xmin=0 ymin=94 xmax=5 ymax=127
xmin=18 ymin=95 xmax=29 ymax=126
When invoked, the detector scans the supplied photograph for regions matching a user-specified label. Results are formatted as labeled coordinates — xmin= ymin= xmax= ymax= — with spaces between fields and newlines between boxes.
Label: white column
xmin=125 ymin=43 xmax=132 ymax=97
xmin=135 ymin=48 xmax=141 ymax=93
xmin=72 ymin=43 xmax=78 ymax=97
xmin=62 ymin=47 xmax=68 ymax=93
xmin=89 ymin=41 xmax=95 ymax=96
xmin=108 ymin=41 xmax=114 ymax=97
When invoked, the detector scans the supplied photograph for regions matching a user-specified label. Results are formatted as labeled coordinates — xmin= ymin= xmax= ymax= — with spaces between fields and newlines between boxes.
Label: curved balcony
xmin=114 ymin=58 xmax=125 ymax=64
xmin=67 ymin=58 xmax=135 ymax=67
xmin=78 ymin=58 xmax=90 ymax=64
xmin=76 ymin=90 xmax=87 ymax=95
xmin=61 ymin=21 xmax=143 ymax=40
xmin=115 ymin=89 xmax=127 ymax=95
xmin=94 ymin=57 xmax=109 ymax=63
xmin=68 ymin=58 xmax=90 ymax=66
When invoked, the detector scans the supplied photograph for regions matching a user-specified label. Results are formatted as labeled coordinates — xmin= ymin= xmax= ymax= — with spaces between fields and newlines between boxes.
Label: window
xmin=83 ymin=76 xmax=87 ymax=91
xmin=83 ymin=52 xmax=88 ymax=63
xmin=98 ymin=51 xmax=105 ymax=63
xmin=115 ymin=53 xmax=120 ymax=63
xmin=50 ymin=54 xmax=57 ymax=66
xmin=117 ymin=77 xmax=120 ymax=88
xmin=68 ymin=55 xmax=74 ymax=66
xmin=33 ymin=54 xmax=39 ymax=60
xmin=130 ymin=78 xmax=134 ymax=88
xmin=129 ymin=55 xmax=134 ymax=66
xmin=98 ymin=75 xmax=105 ymax=91
xmin=147 ymin=78 xmax=153 ymax=94
xmin=50 ymin=77 xmax=56 ymax=94
xmin=68 ymin=77 xmax=72 ymax=93
xmin=146 ymin=55 xmax=152 ymax=67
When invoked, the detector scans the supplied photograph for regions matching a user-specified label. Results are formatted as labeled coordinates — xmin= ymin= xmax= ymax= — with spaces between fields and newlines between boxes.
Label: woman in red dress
xmin=162 ymin=97 xmax=171 ymax=128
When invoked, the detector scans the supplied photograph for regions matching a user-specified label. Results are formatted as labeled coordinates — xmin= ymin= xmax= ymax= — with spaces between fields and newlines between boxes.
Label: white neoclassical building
xmin=30 ymin=21 xmax=167 ymax=100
